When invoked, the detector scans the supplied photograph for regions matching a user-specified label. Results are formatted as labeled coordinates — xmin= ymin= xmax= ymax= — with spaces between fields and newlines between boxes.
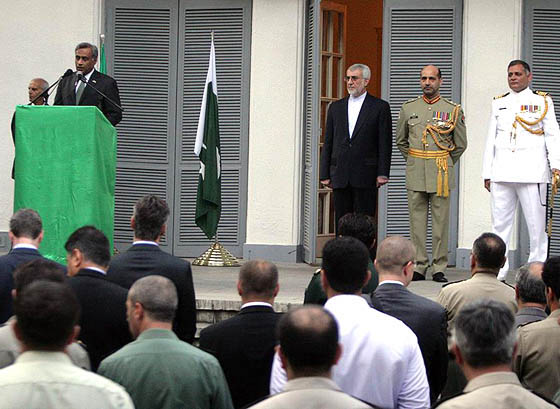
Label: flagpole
xmin=192 ymin=31 xmax=239 ymax=267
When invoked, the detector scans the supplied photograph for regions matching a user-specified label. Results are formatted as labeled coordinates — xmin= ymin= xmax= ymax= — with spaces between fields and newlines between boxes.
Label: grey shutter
xmin=302 ymin=0 xmax=320 ymax=264
xmin=105 ymin=0 xmax=179 ymax=252
xmin=173 ymin=0 xmax=251 ymax=257
xmin=379 ymin=0 xmax=462 ymax=265
xmin=523 ymin=0 xmax=560 ymax=257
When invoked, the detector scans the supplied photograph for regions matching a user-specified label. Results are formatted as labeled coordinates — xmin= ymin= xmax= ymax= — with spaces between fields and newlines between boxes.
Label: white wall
xmin=245 ymin=0 xmax=305 ymax=246
xmin=458 ymin=0 xmax=522 ymax=251
xmin=0 ymin=0 xmax=102 ymax=230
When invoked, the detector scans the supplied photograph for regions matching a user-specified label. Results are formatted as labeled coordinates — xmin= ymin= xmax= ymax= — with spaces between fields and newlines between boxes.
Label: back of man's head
xmin=277 ymin=305 xmax=338 ymax=377
xmin=515 ymin=262 xmax=546 ymax=305
xmin=454 ymin=299 xmax=515 ymax=369
xmin=375 ymin=236 xmax=415 ymax=276
xmin=322 ymin=236 xmax=369 ymax=294
xmin=64 ymin=226 xmax=111 ymax=268
xmin=238 ymin=260 xmax=279 ymax=299
xmin=13 ymin=259 xmax=66 ymax=294
xmin=472 ymin=232 xmax=506 ymax=271
xmin=542 ymin=257 xmax=560 ymax=301
xmin=338 ymin=213 xmax=376 ymax=249
xmin=132 ymin=195 xmax=169 ymax=241
xmin=14 ymin=280 xmax=80 ymax=351
xmin=10 ymin=209 xmax=42 ymax=239
xmin=128 ymin=275 xmax=178 ymax=324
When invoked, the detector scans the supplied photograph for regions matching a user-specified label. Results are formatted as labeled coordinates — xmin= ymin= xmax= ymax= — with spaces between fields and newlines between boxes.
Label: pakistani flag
xmin=99 ymin=42 xmax=107 ymax=74
xmin=194 ymin=37 xmax=221 ymax=240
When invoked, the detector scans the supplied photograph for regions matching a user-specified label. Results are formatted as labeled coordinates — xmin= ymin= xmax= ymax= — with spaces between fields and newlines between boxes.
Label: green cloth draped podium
xmin=13 ymin=105 xmax=117 ymax=264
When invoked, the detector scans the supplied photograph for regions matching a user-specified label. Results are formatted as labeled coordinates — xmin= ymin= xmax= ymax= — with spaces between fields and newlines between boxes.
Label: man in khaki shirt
xmin=437 ymin=233 xmax=517 ymax=329
xmin=434 ymin=299 xmax=555 ymax=409
xmin=514 ymin=256 xmax=560 ymax=400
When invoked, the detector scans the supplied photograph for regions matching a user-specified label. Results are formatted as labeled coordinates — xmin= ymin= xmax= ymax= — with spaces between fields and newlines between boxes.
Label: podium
xmin=13 ymin=106 xmax=117 ymax=264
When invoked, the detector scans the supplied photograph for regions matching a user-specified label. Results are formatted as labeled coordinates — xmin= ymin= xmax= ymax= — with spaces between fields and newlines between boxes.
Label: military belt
xmin=409 ymin=148 xmax=450 ymax=198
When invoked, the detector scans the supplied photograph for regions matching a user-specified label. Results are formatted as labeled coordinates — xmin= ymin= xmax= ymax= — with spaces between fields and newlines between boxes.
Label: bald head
xmin=277 ymin=306 xmax=339 ymax=377
xmin=375 ymin=236 xmax=415 ymax=277
xmin=28 ymin=78 xmax=49 ymax=105
xmin=238 ymin=260 xmax=279 ymax=302
xmin=515 ymin=262 xmax=546 ymax=306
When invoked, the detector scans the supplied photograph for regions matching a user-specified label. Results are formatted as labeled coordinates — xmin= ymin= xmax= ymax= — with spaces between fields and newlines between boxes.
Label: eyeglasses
xmin=344 ymin=76 xmax=363 ymax=82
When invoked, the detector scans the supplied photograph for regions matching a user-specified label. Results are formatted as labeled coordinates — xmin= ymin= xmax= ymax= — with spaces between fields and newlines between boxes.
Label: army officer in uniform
xmin=483 ymin=60 xmax=560 ymax=281
xmin=396 ymin=65 xmax=467 ymax=283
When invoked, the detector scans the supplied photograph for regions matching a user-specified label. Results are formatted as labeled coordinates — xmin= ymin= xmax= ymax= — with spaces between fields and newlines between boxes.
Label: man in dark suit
xmin=54 ymin=42 xmax=122 ymax=126
xmin=199 ymin=260 xmax=281 ymax=408
xmin=319 ymin=63 xmax=392 ymax=231
xmin=66 ymin=226 xmax=131 ymax=371
xmin=107 ymin=195 xmax=196 ymax=343
xmin=0 ymin=209 xmax=49 ymax=323
xmin=373 ymin=235 xmax=448 ymax=404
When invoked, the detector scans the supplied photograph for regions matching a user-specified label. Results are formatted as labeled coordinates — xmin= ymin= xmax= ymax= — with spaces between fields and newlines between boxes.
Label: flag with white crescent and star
xmin=194 ymin=35 xmax=221 ymax=240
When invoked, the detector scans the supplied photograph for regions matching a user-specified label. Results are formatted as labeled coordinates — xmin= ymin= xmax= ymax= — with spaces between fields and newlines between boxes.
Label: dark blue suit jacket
xmin=374 ymin=282 xmax=448 ymax=404
xmin=107 ymin=244 xmax=197 ymax=343
xmin=0 ymin=248 xmax=45 ymax=323
xmin=199 ymin=305 xmax=282 ymax=409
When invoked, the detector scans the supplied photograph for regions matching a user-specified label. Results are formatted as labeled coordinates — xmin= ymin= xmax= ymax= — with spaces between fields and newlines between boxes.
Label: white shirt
xmin=75 ymin=69 xmax=95 ymax=94
xmin=0 ymin=351 xmax=134 ymax=409
xmin=133 ymin=240 xmax=159 ymax=246
xmin=12 ymin=244 xmax=38 ymax=250
xmin=348 ymin=92 xmax=367 ymax=138
xmin=270 ymin=295 xmax=430 ymax=409
xmin=482 ymin=87 xmax=560 ymax=183
xmin=241 ymin=301 xmax=272 ymax=309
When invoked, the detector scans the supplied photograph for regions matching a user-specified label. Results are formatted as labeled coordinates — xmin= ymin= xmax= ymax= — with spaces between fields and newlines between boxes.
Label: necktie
xmin=76 ymin=79 xmax=86 ymax=103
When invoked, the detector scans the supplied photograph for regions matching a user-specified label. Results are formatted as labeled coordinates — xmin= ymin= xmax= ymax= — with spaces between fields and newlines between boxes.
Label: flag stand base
xmin=192 ymin=241 xmax=240 ymax=267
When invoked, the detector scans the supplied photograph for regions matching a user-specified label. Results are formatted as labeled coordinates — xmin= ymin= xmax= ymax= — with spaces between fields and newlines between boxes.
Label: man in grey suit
xmin=373 ymin=235 xmax=447 ymax=404
xmin=249 ymin=305 xmax=376 ymax=409
xmin=514 ymin=262 xmax=547 ymax=327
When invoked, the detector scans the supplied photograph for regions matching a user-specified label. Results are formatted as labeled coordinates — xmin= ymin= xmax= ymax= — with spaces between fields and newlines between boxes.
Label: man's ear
xmin=363 ymin=269 xmax=372 ymax=288
xmin=130 ymin=216 xmax=135 ymax=231
xmin=332 ymin=343 xmax=343 ymax=366
xmin=236 ymin=280 xmax=243 ymax=297
xmin=278 ymin=345 xmax=288 ymax=371
xmin=66 ymin=325 xmax=80 ymax=346
xmin=320 ymin=269 xmax=329 ymax=293
xmin=452 ymin=344 xmax=464 ymax=366
xmin=37 ymin=230 xmax=44 ymax=244
xmin=160 ymin=224 xmax=167 ymax=238
xmin=500 ymin=256 xmax=507 ymax=269
xmin=12 ymin=320 xmax=23 ymax=343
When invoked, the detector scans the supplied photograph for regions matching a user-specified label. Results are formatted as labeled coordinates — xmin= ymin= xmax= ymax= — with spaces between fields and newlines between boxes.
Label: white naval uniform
xmin=483 ymin=87 xmax=560 ymax=280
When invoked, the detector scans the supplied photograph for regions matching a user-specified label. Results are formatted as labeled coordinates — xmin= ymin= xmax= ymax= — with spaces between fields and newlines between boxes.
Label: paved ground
xmin=191 ymin=260 xmax=478 ymax=304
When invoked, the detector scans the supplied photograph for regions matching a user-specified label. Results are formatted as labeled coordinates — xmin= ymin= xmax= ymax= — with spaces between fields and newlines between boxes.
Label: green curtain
xmin=13 ymin=105 xmax=116 ymax=264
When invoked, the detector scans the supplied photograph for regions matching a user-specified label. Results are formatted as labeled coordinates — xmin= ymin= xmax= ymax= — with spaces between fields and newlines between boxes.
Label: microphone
xmin=75 ymin=71 xmax=84 ymax=86
xmin=29 ymin=68 xmax=74 ymax=105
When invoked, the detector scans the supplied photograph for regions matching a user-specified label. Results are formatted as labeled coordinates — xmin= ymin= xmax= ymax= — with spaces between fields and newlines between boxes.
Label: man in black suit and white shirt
xmin=0 ymin=209 xmax=54 ymax=324
xmin=319 ymin=63 xmax=392 ymax=231
xmin=107 ymin=195 xmax=197 ymax=344
xmin=199 ymin=260 xmax=281 ymax=409
xmin=54 ymin=42 xmax=122 ymax=126
xmin=66 ymin=226 xmax=131 ymax=371
xmin=373 ymin=235 xmax=448 ymax=404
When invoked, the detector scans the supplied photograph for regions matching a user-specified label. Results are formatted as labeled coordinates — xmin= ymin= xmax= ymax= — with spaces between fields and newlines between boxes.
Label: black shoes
xmin=432 ymin=272 xmax=448 ymax=283
xmin=412 ymin=272 xmax=426 ymax=281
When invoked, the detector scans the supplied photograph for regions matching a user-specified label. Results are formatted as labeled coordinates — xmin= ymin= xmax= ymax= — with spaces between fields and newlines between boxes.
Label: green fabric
xmin=195 ymin=81 xmax=221 ymax=240
xmin=303 ymin=259 xmax=378 ymax=305
xmin=98 ymin=329 xmax=234 ymax=409
xmin=13 ymin=105 xmax=116 ymax=264
xmin=99 ymin=43 xmax=107 ymax=74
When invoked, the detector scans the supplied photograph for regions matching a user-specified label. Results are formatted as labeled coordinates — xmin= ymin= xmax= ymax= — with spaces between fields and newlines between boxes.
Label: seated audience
xmin=99 ymin=275 xmax=233 ymax=409
xmin=0 ymin=280 xmax=133 ymax=408
xmin=514 ymin=261 xmax=547 ymax=328
xmin=199 ymin=260 xmax=281 ymax=408
xmin=0 ymin=259 xmax=89 ymax=369
xmin=0 ymin=209 xmax=57 ymax=323
xmin=107 ymin=194 xmax=196 ymax=343
xmin=373 ymin=236 xmax=448 ymax=404
xmin=66 ymin=226 xmax=131 ymax=371
xmin=249 ymin=305 xmax=377 ymax=409
xmin=304 ymin=213 xmax=379 ymax=305
xmin=271 ymin=236 xmax=429 ymax=409
xmin=434 ymin=299 xmax=555 ymax=408
xmin=514 ymin=256 xmax=560 ymax=400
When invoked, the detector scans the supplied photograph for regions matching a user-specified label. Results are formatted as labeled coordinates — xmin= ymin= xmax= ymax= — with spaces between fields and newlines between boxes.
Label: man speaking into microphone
xmin=54 ymin=42 xmax=122 ymax=126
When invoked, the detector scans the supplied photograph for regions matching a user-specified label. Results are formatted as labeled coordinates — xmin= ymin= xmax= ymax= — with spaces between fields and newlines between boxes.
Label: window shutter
xmin=379 ymin=0 xmax=463 ymax=264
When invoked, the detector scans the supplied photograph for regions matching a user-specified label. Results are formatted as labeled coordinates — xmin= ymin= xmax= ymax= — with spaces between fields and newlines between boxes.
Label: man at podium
xmin=54 ymin=42 xmax=122 ymax=126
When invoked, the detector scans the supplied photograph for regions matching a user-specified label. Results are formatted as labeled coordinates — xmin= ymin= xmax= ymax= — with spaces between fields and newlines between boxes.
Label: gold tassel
xmin=437 ymin=158 xmax=443 ymax=197
xmin=435 ymin=157 xmax=449 ymax=197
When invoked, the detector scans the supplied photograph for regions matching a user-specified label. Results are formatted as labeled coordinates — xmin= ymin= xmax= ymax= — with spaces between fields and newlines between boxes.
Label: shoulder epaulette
xmin=534 ymin=90 xmax=550 ymax=97
xmin=441 ymin=96 xmax=459 ymax=106
xmin=493 ymin=92 xmax=510 ymax=100
xmin=432 ymin=391 xmax=466 ymax=407
xmin=501 ymin=280 xmax=515 ymax=289
xmin=403 ymin=96 xmax=422 ymax=105
xmin=442 ymin=279 xmax=467 ymax=288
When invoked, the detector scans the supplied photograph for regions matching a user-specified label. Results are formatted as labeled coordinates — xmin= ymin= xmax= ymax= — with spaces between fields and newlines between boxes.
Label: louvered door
xmin=379 ymin=0 xmax=463 ymax=265
xmin=523 ymin=0 xmax=560 ymax=258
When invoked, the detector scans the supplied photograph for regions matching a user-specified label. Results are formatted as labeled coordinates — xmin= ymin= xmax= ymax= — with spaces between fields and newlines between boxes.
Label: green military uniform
xmin=396 ymin=96 xmax=467 ymax=277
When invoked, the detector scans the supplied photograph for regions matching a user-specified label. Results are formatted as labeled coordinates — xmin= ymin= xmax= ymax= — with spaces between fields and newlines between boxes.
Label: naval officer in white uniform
xmin=483 ymin=59 xmax=560 ymax=281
